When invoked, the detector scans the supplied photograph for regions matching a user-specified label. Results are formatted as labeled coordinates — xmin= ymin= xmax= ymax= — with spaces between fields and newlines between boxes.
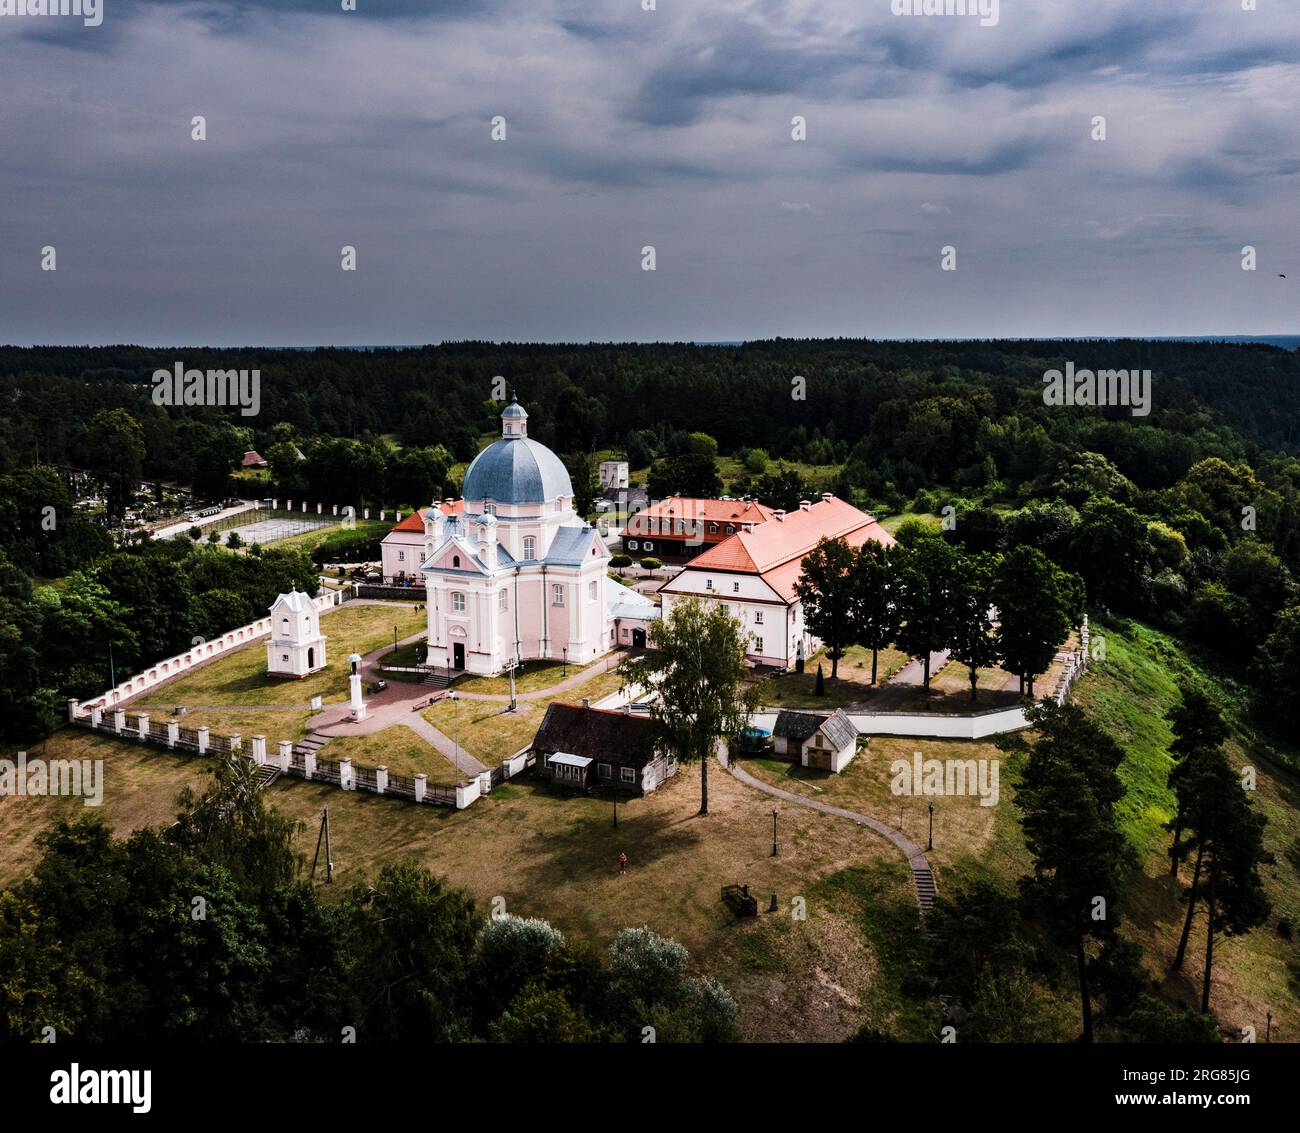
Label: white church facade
xmin=420 ymin=397 xmax=656 ymax=676
xmin=266 ymin=590 xmax=327 ymax=677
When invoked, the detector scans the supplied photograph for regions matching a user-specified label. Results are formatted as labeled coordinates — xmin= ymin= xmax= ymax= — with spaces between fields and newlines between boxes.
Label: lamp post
xmin=449 ymin=691 xmax=460 ymax=774
xmin=612 ymin=786 xmax=618 ymax=829
xmin=771 ymin=808 xmax=779 ymax=857
xmin=563 ymin=646 xmax=568 ymax=678
xmin=927 ymin=803 xmax=934 ymax=852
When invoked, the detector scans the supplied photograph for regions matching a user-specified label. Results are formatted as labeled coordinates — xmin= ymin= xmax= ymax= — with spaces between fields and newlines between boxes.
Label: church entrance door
xmin=453 ymin=642 xmax=465 ymax=670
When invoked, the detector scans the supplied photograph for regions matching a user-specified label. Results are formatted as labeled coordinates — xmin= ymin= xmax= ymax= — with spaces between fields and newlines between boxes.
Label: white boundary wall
xmin=68 ymin=590 xmax=343 ymax=718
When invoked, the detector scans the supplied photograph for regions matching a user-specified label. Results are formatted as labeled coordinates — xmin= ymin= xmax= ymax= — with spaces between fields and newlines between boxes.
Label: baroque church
xmin=420 ymin=397 xmax=655 ymax=676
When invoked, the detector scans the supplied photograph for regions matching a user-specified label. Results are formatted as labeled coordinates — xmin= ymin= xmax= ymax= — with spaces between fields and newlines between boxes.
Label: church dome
xmin=461 ymin=398 xmax=573 ymax=506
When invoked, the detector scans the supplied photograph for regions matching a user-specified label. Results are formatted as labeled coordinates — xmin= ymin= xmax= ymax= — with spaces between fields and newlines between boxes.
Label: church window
xmin=499 ymin=590 xmax=508 ymax=611
xmin=484 ymin=503 xmax=495 ymax=515
xmin=553 ymin=585 xmax=564 ymax=607
xmin=588 ymin=581 xmax=598 ymax=602
xmin=452 ymin=592 xmax=466 ymax=612
xmin=453 ymin=555 xmax=461 ymax=568
xmin=523 ymin=536 xmax=536 ymax=559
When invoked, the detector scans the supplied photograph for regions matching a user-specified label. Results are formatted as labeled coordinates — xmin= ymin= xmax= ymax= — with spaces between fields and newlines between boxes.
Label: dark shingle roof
xmin=533 ymin=703 xmax=659 ymax=768
xmin=772 ymin=710 xmax=826 ymax=742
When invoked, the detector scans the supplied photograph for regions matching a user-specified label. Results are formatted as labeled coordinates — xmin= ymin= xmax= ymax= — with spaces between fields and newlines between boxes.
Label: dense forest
xmin=2 ymin=339 xmax=1297 ymax=747
xmin=0 ymin=339 xmax=1296 ymax=1044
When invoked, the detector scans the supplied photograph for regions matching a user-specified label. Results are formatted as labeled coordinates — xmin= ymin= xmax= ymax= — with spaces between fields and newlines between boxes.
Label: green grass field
xmin=132 ymin=602 xmax=426 ymax=711
xmin=320 ymin=727 xmax=466 ymax=785
xmin=0 ymin=727 xmax=908 ymax=1040
xmin=755 ymin=645 xmax=910 ymax=708
xmin=1073 ymin=617 xmax=1300 ymax=1038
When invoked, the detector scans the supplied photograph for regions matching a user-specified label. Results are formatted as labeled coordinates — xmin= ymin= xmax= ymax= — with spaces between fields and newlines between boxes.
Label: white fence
xmin=67 ymin=589 xmax=344 ymax=718
xmin=751 ymin=618 xmax=1091 ymax=743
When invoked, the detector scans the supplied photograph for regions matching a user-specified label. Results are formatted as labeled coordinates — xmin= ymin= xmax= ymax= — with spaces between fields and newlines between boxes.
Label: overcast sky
xmin=1 ymin=0 xmax=1298 ymax=346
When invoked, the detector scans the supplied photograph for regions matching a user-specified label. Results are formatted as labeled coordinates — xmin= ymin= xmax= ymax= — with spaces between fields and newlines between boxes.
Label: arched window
xmin=523 ymin=536 xmax=536 ymax=559
xmin=452 ymin=555 xmax=461 ymax=568
xmin=452 ymin=592 xmax=466 ymax=612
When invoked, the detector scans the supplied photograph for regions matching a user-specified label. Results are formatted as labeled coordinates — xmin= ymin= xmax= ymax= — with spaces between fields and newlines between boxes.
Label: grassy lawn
xmin=741 ymin=735 xmax=1020 ymax=886
xmin=268 ymin=517 xmax=389 ymax=556
xmin=379 ymin=640 xmax=427 ymax=668
xmin=716 ymin=457 xmax=839 ymax=496
xmin=1072 ymin=617 xmax=1300 ymax=1039
xmin=132 ymin=602 xmax=426 ymax=711
xmin=0 ymin=730 xmax=213 ymax=890
xmin=320 ymin=727 xmax=465 ymax=786
xmin=453 ymin=656 xmax=613 ymax=697
xmin=755 ymin=645 xmax=909 ymax=708
xmin=423 ymin=671 xmax=631 ymax=764
xmin=879 ymin=511 xmax=940 ymax=534
xmin=158 ymin=707 xmax=314 ymax=745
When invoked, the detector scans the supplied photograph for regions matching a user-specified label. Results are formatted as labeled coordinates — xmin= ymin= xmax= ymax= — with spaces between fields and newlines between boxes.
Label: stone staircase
xmin=912 ymin=863 xmax=937 ymax=919
xmin=421 ymin=667 xmax=452 ymax=688
xmin=294 ymin=732 xmax=331 ymax=762
xmin=256 ymin=764 xmax=282 ymax=788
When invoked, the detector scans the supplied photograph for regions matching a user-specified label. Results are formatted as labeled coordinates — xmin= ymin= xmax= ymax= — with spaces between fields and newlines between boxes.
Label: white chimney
xmin=798 ymin=499 xmax=811 ymax=511
xmin=773 ymin=510 xmax=785 ymax=522
xmin=821 ymin=492 xmax=833 ymax=503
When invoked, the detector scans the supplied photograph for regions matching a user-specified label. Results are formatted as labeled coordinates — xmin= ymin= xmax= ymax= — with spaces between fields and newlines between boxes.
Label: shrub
xmin=639 ymin=557 xmax=662 ymax=570
xmin=310 ymin=527 xmax=383 ymax=565
xmin=609 ymin=554 xmax=632 ymax=568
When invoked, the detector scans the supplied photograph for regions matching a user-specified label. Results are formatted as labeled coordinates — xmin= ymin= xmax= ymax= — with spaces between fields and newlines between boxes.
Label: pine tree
xmin=1016 ymin=701 xmax=1133 ymax=1041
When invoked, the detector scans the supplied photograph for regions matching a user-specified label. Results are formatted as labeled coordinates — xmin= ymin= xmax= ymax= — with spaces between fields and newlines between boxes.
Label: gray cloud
xmin=0 ymin=0 xmax=1298 ymax=345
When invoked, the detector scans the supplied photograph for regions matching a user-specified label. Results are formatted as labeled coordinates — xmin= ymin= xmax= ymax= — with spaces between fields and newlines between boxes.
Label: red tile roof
xmin=625 ymin=496 xmax=774 ymax=537
xmin=388 ymin=500 xmax=463 ymax=534
xmin=682 ymin=496 xmax=894 ymax=601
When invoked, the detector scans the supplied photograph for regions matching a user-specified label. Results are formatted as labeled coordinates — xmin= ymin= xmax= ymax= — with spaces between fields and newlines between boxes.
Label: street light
xmin=449 ymin=691 xmax=460 ymax=774
xmin=927 ymin=803 xmax=934 ymax=852
xmin=771 ymin=808 xmax=779 ymax=857
xmin=611 ymin=786 xmax=618 ymax=828
xmin=563 ymin=646 xmax=568 ymax=678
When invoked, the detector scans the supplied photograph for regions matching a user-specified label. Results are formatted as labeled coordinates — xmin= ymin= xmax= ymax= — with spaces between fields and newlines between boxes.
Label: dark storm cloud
xmin=1 ymin=0 xmax=1298 ymax=344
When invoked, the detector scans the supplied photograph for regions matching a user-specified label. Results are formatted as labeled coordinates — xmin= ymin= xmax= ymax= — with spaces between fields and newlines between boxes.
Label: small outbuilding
xmin=532 ymin=701 xmax=676 ymax=795
xmin=266 ymin=590 xmax=327 ymax=678
xmin=771 ymin=708 xmax=859 ymax=772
